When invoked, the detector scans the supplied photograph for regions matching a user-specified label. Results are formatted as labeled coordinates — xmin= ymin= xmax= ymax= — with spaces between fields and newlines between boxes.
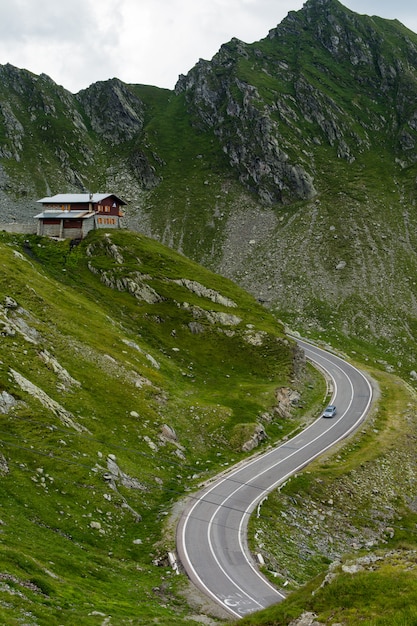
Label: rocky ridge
xmin=175 ymin=42 xmax=317 ymax=205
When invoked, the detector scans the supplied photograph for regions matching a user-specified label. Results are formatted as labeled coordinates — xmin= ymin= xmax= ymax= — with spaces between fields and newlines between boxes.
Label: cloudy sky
xmin=0 ymin=0 xmax=416 ymax=94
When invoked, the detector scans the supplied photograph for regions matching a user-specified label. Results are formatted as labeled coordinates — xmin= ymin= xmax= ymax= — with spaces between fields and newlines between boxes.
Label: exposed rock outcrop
xmin=10 ymin=368 xmax=86 ymax=432
xmin=274 ymin=387 xmax=301 ymax=419
xmin=105 ymin=454 xmax=147 ymax=491
xmin=0 ymin=453 xmax=9 ymax=475
xmin=242 ymin=423 xmax=267 ymax=452
xmin=39 ymin=350 xmax=81 ymax=390
xmin=77 ymin=78 xmax=145 ymax=144
xmin=172 ymin=278 xmax=237 ymax=308
xmin=87 ymin=264 xmax=162 ymax=304
xmin=0 ymin=391 xmax=16 ymax=414
xmin=0 ymin=297 xmax=40 ymax=343
xmin=176 ymin=46 xmax=317 ymax=205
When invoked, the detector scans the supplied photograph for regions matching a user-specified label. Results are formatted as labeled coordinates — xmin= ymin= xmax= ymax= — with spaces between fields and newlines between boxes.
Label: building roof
xmin=34 ymin=210 xmax=96 ymax=220
xmin=37 ymin=193 xmax=126 ymax=205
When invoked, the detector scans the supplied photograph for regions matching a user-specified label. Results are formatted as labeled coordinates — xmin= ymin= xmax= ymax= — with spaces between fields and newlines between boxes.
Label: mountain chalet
xmin=35 ymin=193 xmax=126 ymax=239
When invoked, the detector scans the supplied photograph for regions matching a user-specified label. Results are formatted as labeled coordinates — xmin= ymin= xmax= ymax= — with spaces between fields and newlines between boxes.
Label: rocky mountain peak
xmin=76 ymin=78 xmax=145 ymax=144
xmin=174 ymin=0 xmax=417 ymax=205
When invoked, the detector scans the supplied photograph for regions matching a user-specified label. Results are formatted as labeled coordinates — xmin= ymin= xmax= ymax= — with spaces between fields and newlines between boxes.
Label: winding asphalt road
xmin=176 ymin=339 xmax=373 ymax=619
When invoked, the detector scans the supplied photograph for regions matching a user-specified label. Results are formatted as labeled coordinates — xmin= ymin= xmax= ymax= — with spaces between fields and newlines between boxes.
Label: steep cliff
xmin=0 ymin=67 xmax=161 ymax=218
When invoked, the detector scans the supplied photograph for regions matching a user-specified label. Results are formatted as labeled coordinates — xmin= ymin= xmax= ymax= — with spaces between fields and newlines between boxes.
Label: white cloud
xmin=0 ymin=0 xmax=415 ymax=93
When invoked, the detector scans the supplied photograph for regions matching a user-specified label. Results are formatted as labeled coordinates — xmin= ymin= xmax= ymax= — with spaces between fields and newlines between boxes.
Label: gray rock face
xmin=10 ymin=368 xmax=86 ymax=432
xmin=0 ymin=65 xmax=161 ymax=212
xmin=106 ymin=455 xmax=146 ymax=491
xmin=172 ymin=279 xmax=237 ymax=307
xmin=242 ymin=423 xmax=267 ymax=452
xmin=88 ymin=264 xmax=162 ymax=304
xmin=0 ymin=391 xmax=16 ymax=414
xmin=0 ymin=453 xmax=9 ymax=475
xmin=174 ymin=0 xmax=417 ymax=209
xmin=176 ymin=47 xmax=317 ymax=205
xmin=77 ymin=78 xmax=145 ymax=144
xmin=0 ymin=101 xmax=25 ymax=160
xmin=76 ymin=78 xmax=161 ymax=190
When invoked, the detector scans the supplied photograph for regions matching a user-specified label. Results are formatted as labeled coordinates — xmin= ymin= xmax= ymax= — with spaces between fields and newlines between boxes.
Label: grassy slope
xmin=128 ymin=84 xmax=243 ymax=265
xmin=1 ymin=10 xmax=417 ymax=623
xmin=0 ymin=229 xmax=323 ymax=625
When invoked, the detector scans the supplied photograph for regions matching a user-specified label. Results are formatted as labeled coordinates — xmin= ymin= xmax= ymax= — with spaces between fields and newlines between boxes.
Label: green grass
xmin=237 ymin=562 xmax=417 ymax=625
xmin=0 ymin=229 xmax=324 ymax=624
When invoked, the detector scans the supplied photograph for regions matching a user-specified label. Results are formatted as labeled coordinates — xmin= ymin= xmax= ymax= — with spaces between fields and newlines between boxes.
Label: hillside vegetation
xmin=0 ymin=229 xmax=319 ymax=625
xmin=2 ymin=0 xmax=417 ymax=622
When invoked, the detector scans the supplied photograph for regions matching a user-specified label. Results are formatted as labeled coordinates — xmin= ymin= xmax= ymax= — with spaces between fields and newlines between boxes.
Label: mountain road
xmin=176 ymin=339 xmax=373 ymax=619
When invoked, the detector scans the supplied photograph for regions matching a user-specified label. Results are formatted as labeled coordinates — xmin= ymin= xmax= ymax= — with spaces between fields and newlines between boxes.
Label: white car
xmin=323 ymin=405 xmax=337 ymax=418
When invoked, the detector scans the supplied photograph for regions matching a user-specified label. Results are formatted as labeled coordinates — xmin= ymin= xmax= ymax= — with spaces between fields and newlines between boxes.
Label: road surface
xmin=176 ymin=339 xmax=373 ymax=619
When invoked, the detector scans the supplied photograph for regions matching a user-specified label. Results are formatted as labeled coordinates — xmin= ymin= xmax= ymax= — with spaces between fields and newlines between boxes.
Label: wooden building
xmin=35 ymin=193 xmax=126 ymax=239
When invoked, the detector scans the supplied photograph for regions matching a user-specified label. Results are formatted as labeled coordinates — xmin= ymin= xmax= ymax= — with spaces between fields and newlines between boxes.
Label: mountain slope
xmin=172 ymin=0 xmax=417 ymax=381
xmin=1 ymin=1 xmax=417 ymax=385
xmin=0 ymin=229 xmax=317 ymax=624
xmin=176 ymin=0 xmax=417 ymax=203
